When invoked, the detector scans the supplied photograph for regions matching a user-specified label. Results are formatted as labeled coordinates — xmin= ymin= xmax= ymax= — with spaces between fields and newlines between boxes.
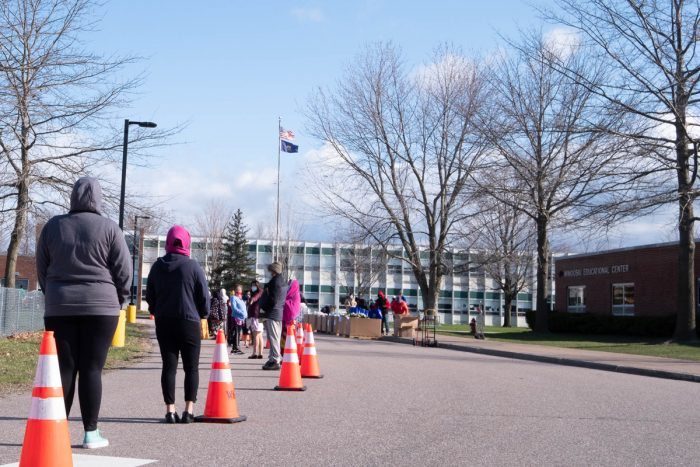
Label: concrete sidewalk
xmin=383 ymin=332 xmax=700 ymax=382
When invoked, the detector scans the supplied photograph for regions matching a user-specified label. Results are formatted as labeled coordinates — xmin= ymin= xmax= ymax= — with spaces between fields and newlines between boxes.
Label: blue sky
xmin=84 ymin=1 xmax=672 ymax=248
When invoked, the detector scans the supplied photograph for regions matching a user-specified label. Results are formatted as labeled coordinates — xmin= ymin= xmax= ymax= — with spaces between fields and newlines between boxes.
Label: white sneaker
xmin=83 ymin=429 xmax=109 ymax=449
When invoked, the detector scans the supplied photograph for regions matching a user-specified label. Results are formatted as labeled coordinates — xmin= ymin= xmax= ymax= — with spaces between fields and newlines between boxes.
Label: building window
xmin=567 ymin=286 xmax=586 ymax=313
xmin=387 ymin=264 xmax=402 ymax=274
xmin=612 ymin=283 xmax=635 ymax=316
xmin=321 ymin=247 xmax=336 ymax=256
xmin=306 ymin=247 xmax=320 ymax=255
xmin=258 ymin=245 xmax=273 ymax=253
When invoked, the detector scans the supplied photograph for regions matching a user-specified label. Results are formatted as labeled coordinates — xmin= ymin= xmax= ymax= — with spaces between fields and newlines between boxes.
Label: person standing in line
xmin=37 ymin=177 xmax=132 ymax=449
xmin=229 ymin=285 xmax=247 ymax=355
xmin=246 ymin=279 xmax=264 ymax=359
xmin=209 ymin=288 xmax=227 ymax=338
xmin=283 ymin=278 xmax=301 ymax=330
xmin=146 ymin=225 xmax=209 ymax=424
xmin=260 ymin=261 xmax=287 ymax=370
xmin=376 ymin=290 xmax=390 ymax=336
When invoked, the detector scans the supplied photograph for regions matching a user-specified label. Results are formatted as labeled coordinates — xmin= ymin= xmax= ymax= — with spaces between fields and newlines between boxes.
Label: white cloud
xmin=543 ymin=26 xmax=580 ymax=59
xmin=291 ymin=7 xmax=324 ymax=23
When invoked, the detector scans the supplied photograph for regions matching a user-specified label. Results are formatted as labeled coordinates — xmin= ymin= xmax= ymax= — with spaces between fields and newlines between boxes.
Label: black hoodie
xmin=146 ymin=253 xmax=210 ymax=322
xmin=36 ymin=177 xmax=132 ymax=317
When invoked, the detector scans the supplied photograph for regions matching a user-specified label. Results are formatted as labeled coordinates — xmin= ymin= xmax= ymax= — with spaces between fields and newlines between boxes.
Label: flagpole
xmin=275 ymin=117 xmax=281 ymax=262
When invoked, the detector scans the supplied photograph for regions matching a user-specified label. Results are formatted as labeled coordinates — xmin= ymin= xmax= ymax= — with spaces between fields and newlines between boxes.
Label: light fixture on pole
xmin=119 ymin=119 xmax=157 ymax=230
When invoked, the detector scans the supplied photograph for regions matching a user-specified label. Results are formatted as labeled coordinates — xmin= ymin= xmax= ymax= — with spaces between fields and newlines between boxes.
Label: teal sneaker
xmin=82 ymin=429 xmax=109 ymax=449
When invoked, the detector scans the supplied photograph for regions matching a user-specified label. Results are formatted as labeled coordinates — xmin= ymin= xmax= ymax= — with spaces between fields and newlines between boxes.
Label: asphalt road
xmin=1 ymin=330 xmax=699 ymax=466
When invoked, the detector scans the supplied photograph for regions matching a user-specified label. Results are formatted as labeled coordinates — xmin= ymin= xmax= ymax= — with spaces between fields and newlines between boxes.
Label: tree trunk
xmin=675 ymin=138 xmax=697 ymax=341
xmin=4 ymin=178 xmax=30 ymax=289
xmin=503 ymin=281 xmax=514 ymax=327
xmin=534 ymin=214 xmax=549 ymax=333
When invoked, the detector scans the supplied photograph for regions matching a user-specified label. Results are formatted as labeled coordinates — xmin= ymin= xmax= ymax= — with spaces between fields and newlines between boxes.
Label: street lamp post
xmin=126 ymin=214 xmax=150 ymax=324
xmin=119 ymin=119 xmax=157 ymax=230
xmin=131 ymin=215 xmax=151 ymax=305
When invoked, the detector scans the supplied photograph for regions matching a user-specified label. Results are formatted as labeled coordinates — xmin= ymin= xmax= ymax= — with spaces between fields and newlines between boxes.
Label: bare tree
xmin=274 ymin=201 xmax=306 ymax=279
xmin=480 ymin=30 xmax=646 ymax=332
xmin=467 ymin=191 xmax=535 ymax=327
xmin=544 ymin=0 xmax=700 ymax=340
xmin=0 ymin=0 xmax=171 ymax=288
xmin=335 ymin=225 xmax=389 ymax=303
xmin=306 ymin=43 xmax=488 ymax=310
xmin=193 ymin=199 xmax=234 ymax=284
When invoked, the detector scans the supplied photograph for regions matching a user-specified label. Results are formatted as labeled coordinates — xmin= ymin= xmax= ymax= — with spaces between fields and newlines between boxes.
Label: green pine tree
xmin=216 ymin=209 xmax=256 ymax=291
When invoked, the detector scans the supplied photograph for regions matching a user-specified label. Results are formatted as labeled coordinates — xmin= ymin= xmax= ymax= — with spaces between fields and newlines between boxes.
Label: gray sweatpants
xmin=264 ymin=319 xmax=282 ymax=364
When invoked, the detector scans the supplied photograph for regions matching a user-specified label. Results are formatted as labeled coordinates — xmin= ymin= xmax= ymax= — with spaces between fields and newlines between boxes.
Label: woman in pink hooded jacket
xmin=282 ymin=279 xmax=301 ymax=332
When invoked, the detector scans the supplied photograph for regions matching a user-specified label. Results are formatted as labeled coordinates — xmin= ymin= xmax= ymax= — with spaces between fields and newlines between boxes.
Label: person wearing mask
xmin=260 ymin=261 xmax=287 ymax=370
xmin=229 ymin=285 xmax=248 ymax=355
xmin=37 ymin=177 xmax=132 ymax=449
xmin=246 ymin=279 xmax=264 ymax=359
xmin=391 ymin=296 xmax=401 ymax=315
xmin=376 ymin=290 xmax=390 ymax=336
xmin=146 ymin=225 xmax=209 ymax=424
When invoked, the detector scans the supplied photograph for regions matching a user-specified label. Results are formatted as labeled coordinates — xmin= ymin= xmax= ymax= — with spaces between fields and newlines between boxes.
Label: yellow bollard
xmin=112 ymin=310 xmax=126 ymax=347
xmin=127 ymin=304 xmax=137 ymax=324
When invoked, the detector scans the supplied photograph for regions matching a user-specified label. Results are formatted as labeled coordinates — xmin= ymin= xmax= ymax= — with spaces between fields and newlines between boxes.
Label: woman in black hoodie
xmin=146 ymin=225 xmax=209 ymax=424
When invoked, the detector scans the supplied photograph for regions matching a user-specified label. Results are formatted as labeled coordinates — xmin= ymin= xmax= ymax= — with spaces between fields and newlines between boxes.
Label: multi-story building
xmin=135 ymin=236 xmax=537 ymax=326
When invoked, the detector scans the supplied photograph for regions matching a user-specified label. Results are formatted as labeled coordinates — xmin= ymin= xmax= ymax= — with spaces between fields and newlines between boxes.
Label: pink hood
xmin=283 ymin=279 xmax=301 ymax=325
xmin=165 ymin=225 xmax=191 ymax=256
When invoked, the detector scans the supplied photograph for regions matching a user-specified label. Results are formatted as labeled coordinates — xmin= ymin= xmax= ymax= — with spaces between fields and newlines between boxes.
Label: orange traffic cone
xmin=301 ymin=323 xmax=324 ymax=379
xmin=274 ymin=325 xmax=306 ymax=391
xmin=195 ymin=330 xmax=246 ymax=423
xmin=295 ymin=325 xmax=305 ymax=362
xmin=19 ymin=331 xmax=73 ymax=467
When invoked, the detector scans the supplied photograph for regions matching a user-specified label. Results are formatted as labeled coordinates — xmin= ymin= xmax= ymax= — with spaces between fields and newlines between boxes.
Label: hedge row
xmin=525 ymin=311 xmax=676 ymax=338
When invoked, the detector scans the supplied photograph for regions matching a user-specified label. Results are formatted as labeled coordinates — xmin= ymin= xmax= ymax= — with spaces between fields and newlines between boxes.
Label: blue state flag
xmin=281 ymin=140 xmax=299 ymax=153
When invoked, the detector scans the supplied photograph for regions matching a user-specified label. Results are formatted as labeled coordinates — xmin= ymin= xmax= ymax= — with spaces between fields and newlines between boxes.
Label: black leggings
xmin=228 ymin=316 xmax=240 ymax=350
xmin=155 ymin=319 xmax=201 ymax=405
xmin=44 ymin=315 xmax=119 ymax=432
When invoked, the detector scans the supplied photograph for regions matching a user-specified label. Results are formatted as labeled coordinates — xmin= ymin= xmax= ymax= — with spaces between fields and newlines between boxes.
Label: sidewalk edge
xmin=381 ymin=336 xmax=700 ymax=383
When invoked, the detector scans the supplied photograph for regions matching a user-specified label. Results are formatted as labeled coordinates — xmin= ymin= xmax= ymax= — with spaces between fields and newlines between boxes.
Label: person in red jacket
xmin=391 ymin=296 xmax=401 ymax=315
xmin=399 ymin=297 xmax=409 ymax=315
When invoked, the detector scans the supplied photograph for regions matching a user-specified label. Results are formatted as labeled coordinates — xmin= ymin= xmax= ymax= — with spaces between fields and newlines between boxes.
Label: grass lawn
xmin=437 ymin=324 xmax=700 ymax=361
xmin=0 ymin=322 xmax=151 ymax=396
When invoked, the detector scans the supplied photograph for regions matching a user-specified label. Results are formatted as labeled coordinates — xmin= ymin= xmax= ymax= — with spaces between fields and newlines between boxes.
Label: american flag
xmin=279 ymin=127 xmax=295 ymax=141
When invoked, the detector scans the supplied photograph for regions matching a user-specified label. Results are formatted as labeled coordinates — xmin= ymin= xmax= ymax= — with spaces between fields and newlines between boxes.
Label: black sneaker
xmin=248 ymin=354 xmax=258 ymax=359
xmin=231 ymin=348 xmax=239 ymax=354
xmin=235 ymin=349 xmax=244 ymax=355
xmin=179 ymin=411 xmax=194 ymax=424
xmin=262 ymin=362 xmax=281 ymax=371
xmin=165 ymin=412 xmax=180 ymax=424
xmin=256 ymin=355 xmax=264 ymax=359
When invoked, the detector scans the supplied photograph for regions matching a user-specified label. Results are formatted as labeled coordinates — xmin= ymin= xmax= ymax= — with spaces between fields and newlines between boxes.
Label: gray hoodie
xmin=37 ymin=177 xmax=132 ymax=317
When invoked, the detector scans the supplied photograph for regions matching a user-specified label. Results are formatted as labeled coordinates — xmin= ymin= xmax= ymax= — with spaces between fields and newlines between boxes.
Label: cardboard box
xmin=320 ymin=315 xmax=328 ymax=333
xmin=338 ymin=317 xmax=349 ymax=337
xmin=394 ymin=316 xmax=418 ymax=337
xmin=348 ymin=317 xmax=382 ymax=338
xmin=331 ymin=316 xmax=340 ymax=335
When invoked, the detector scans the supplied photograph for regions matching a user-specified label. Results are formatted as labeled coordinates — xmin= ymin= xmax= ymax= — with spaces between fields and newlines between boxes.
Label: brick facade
xmin=554 ymin=242 xmax=700 ymax=316
xmin=0 ymin=254 xmax=38 ymax=290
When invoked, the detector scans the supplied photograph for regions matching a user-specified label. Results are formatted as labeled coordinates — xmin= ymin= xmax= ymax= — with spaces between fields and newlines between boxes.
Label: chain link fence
xmin=0 ymin=287 xmax=45 ymax=336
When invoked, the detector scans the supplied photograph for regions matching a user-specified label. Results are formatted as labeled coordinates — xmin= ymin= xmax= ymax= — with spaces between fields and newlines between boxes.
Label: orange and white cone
xmin=195 ymin=330 xmax=246 ymax=423
xmin=295 ymin=325 xmax=305 ymax=362
xmin=274 ymin=325 xmax=306 ymax=391
xmin=19 ymin=331 xmax=73 ymax=467
xmin=301 ymin=323 xmax=324 ymax=379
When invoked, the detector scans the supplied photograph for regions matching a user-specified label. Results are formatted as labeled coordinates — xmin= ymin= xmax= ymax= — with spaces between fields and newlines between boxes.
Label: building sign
xmin=562 ymin=264 xmax=629 ymax=278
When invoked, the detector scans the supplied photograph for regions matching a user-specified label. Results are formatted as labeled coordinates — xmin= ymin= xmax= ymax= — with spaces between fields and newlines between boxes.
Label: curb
xmin=380 ymin=336 xmax=700 ymax=383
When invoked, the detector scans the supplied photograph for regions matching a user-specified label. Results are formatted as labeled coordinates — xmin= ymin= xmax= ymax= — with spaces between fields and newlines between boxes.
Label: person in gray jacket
xmin=37 ymin=177 xmax=131 ymax=449
xmin=260 ymin=261 xmax=287 ymax=370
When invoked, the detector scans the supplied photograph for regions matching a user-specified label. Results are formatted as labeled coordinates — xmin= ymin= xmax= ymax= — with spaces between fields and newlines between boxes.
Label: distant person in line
xmin=345 ymin=293 xmax=357 ymax=309
xmin=37 ymin=177 xmax=132 ymax=449
xmin=376 ymin=290 xmax=390 ymax=336
xmin=391 ymin=296 xmax=401 ymax=315
xmin=246 ymin=279 xmax=264 ymax=359
xmin=229 ymin=285 xmax=248 ymax=354
xmin=208 ymin=288 xmax=227 ymax=338
xmin=398 ymin=296 xmax=409 ymax=315
xmin=146 ymin=225 xmax=210 ymax=424
xmin=260 ymin=261 xmax=287 ymax=370
xmin=283 ymin=278 xmax=301 ymax=330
